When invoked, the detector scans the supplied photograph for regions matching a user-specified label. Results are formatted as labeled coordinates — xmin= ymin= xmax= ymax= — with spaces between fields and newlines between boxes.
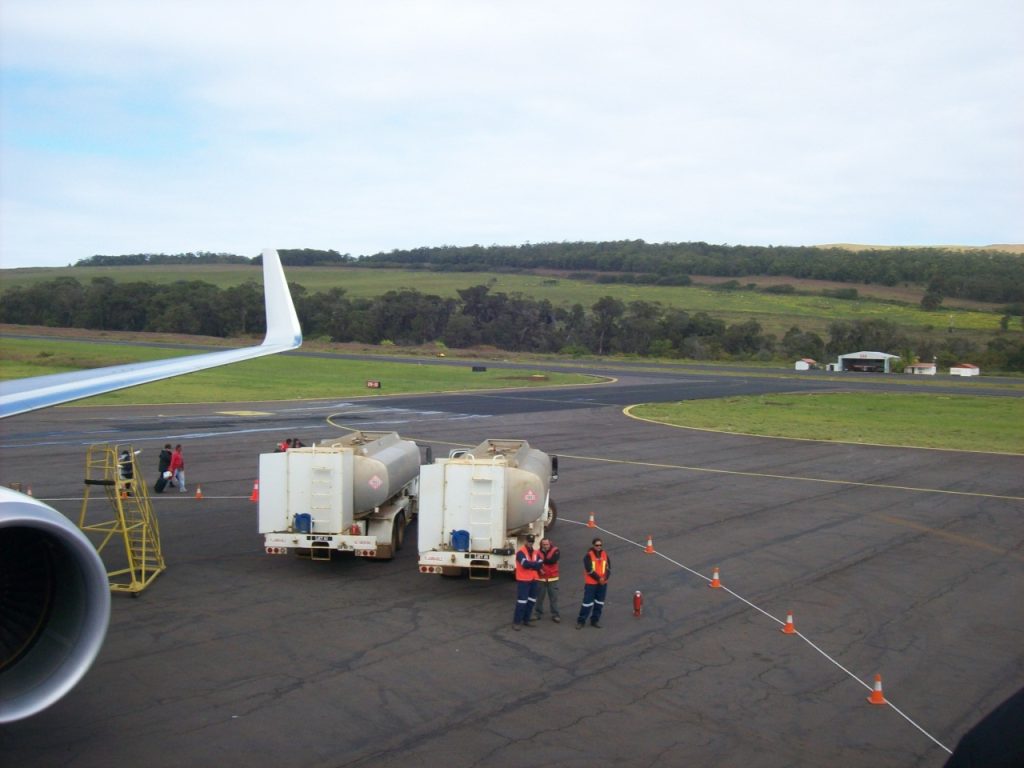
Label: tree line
xmin=75 ymin=249 xmax=354 ymax=267
xmin=3 ymin=277 xmax=1022 ymax=371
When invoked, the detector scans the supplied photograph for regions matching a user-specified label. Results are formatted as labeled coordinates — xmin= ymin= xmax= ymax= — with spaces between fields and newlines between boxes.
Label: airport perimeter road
xmin=1 ymin=386 xmax=1022 ymax=767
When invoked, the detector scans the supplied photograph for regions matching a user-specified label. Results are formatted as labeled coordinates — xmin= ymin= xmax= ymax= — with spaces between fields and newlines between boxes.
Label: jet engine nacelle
xmin=0 ymin=486 xmax=111 ymax=723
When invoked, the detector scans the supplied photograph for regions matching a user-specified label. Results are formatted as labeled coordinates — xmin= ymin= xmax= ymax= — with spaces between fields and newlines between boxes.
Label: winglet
xmin=0 ymin=249 xmax=303 ymax=419
xmin=261 ymin=248 xmax=303 ymax=349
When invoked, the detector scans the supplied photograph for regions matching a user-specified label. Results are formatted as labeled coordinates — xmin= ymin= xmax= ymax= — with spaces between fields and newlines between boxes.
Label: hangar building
xmin=832 ymin=351 xmax=901 ymax=373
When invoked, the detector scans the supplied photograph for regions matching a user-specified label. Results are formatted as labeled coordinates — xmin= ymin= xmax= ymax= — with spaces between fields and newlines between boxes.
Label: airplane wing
xmin=0 ymin=247 xmax=302 ymax=724
xmin=0 ymin=248 xmax=302 ymax=419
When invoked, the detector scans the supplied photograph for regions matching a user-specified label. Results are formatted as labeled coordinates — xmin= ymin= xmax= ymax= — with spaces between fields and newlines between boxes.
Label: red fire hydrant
xmin=633 ymin=590 xmax=643 ymax=617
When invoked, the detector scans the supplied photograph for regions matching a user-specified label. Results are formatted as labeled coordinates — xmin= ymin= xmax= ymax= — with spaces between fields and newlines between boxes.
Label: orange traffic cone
xmin=195 ymin=486 xmax=203 ymax=500
xmin=644 ymin=535 xmax=655 ymax=554
xmin=250 ymin=480 xmax=260 ymax=502
xmin=867 ymin=674 xmax=887 ymax=705
xmin=781 ymin=610 xmax=796 ymax=634
xmin=709 ymin=566 xmax=722 ymax=589
xmin=587 ymin=513 xmax=596 ymax=528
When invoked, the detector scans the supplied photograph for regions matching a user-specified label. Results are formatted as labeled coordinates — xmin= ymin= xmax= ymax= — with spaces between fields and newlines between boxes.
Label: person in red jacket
xmin=168 ymin=444 xmax=186 ymax=493
xmin=512 ymin=535 xmax=543 ymax=630
xmin=576 ymin=538 xmax=611 ymax=629
xmin=534 ymin=538 xmax=561 ymax=623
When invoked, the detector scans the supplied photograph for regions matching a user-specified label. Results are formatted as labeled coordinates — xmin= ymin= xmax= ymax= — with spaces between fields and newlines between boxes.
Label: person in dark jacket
xmin=534 ymin=538 xmax=561 ymax=623
xmin=119 ymin=448 xmax=140 ymax=495
xmin=576 ymin=538 xmax=610 ymax=629
xmin=512 ymin=535 xmax=543 ymax=630
xmin=155 ymin=444 xmax=173 ymax=493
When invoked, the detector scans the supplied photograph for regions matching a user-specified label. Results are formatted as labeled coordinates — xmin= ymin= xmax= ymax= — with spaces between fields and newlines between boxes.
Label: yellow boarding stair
xmin=78 ymin=444 xmax=166 ymax=594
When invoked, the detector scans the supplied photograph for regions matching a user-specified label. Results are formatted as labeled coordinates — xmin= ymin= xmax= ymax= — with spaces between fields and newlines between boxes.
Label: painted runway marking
xmin=565 ymin=518 xmax=953 ymax=756
xmin=3 ymin=404 xmax=490 ymax=449
xmin=1 ymin=425 xmax=317 ymax=449
xmin=558 ymin=452 xmax=1024 ymax=502
xmin=325 ymin=404 xmax=491 ymax=431
xmin=548 ymin=451 xmax=1023 ymax=560
xmin=624 ymin=406 xmax=1024 ymax=457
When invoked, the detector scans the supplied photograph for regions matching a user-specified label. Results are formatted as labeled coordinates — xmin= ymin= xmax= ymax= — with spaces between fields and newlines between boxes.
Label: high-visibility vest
xmin=584 ymin=550 xmax=609 ymax=585
xmin=515 ymin=546 xmax=542 ymax=581
xmin=539 ymin=546 xmax=560 ymax=580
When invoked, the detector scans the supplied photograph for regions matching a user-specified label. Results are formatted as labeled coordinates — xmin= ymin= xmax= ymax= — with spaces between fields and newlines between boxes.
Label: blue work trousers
xmin=513 ymin=580 xmax=539 ymax=625
xmin=577 ymin=582 xmax=607 ymax=625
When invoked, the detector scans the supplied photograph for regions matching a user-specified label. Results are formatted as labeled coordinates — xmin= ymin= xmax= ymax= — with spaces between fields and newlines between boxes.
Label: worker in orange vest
xmin=512 ymin=535 xmax=543 ymax=630
xmin=535 ymin=538 xmax=561 ymax=623
xmin=576 ymin=537 xmax=611 ymax=629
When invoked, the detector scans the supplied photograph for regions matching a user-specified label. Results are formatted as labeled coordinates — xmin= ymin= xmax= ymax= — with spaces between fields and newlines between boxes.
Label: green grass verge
xmin=630 ymin=393 xmax=1024 ymax=454
xmin=0 ymin=337 xmax=596 ymax=404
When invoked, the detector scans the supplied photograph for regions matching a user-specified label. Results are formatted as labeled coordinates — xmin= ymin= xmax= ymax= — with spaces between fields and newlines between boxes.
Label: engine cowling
xmin=0 ymin=486 xmax=111 ymax=723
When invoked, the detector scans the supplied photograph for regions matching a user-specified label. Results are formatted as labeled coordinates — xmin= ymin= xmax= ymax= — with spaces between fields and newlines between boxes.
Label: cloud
xmin=2 ymin=0 xmax=1022 ymax=267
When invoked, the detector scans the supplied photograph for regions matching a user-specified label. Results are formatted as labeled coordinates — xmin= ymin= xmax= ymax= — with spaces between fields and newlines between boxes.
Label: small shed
xmin=905 ymin=362 xmax=937 ymax=375
xmin=794 ymin=358 xmax=817 ymax=371
xmin=950 ymin=363 xmax=980 ymax=377
xmin=835 ymin=351 xmax=901 ymax=373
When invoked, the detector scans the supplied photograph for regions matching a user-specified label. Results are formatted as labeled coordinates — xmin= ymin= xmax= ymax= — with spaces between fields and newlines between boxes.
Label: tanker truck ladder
xmin=78 ymin=444 xmax=167 ymax=594
xmin=307 ymin=459 xmax=334 ymax=561
xmin=468 ymin=466 xmax=498 ymax=581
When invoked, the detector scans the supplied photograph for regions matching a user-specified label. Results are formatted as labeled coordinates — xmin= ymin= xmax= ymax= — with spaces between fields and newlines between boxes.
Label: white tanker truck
xmin=259 ymin=431 xmax=422 ymax=561
xmin=417 ymin=439 xmax=558 ymax=578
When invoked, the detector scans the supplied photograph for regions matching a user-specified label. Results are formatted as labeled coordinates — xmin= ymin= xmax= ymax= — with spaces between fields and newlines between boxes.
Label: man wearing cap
xmin=512 ymin=534 xmax=543 ymax=631
xmin=576 ymin=537 xmax=611 ymax=629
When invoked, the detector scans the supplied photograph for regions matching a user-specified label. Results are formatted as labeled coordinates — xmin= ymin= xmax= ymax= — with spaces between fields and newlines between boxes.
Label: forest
xmin=3 ymin=274 xmax=1023 ymax=371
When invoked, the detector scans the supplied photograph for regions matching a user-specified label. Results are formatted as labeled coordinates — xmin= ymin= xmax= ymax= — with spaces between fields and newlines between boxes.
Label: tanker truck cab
xmin=418 ymin=439 xmax=558 ymax=579
xmin=259 ymin=431 xmax=422 ymax=561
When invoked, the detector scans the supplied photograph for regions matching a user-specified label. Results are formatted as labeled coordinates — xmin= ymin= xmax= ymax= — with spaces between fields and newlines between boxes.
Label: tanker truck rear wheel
xmin=392 ymin=512 xmax=406 ymax=552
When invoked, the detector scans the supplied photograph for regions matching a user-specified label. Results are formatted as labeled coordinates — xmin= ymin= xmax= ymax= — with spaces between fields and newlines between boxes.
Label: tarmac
xmin=0 ymin=369 xmax=1022 ymax=767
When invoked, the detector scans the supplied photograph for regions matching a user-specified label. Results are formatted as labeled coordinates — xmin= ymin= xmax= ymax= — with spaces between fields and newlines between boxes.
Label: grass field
xmin=4 ymin=335 xmax=1021 ymax=452
xmin=0 ymin=337 xmax=597 ymax=404
xmin=0 ymin=264 xmax=1010 ymax=337
xmin=629 ymin=393 xmax=1024 ymax=454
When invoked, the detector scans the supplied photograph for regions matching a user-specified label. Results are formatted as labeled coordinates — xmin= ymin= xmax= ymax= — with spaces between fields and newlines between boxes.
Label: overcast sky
xmin=1 ymin=1 xmax=1021 ymax=269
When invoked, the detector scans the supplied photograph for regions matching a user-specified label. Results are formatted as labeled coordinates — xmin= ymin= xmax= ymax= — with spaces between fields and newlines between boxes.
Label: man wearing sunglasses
xmin=576 ymin=538 xmax=611 ymax=629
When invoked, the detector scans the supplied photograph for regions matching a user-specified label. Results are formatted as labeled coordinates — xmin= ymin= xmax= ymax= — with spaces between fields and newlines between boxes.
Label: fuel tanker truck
xmin=417 ymin=439 xmax=558 ymax=578
xmin=259 ymin=431 xmax=422 ymax=561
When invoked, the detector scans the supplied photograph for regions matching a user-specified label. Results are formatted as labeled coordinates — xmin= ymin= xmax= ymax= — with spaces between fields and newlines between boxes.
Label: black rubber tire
xmin=392 ymin=512 xmax=406 ymax=552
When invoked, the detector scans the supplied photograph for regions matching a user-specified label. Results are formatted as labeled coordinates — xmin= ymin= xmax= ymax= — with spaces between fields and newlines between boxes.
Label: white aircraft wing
xmin=0 ymin=247 xmax=302 ymax=724
xmin=0 ymin=248 xmax=302 ymax=419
